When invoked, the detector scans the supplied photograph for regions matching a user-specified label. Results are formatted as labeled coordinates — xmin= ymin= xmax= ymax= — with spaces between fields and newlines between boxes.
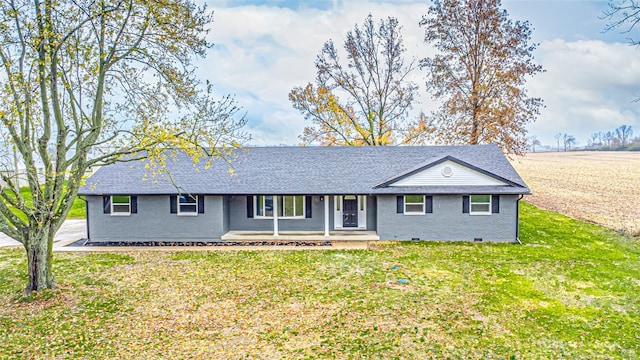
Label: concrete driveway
xmin=0 ymin=219 xmax=87 ymax=247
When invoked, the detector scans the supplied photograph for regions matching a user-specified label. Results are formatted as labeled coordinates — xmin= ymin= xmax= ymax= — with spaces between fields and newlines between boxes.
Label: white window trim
xmin=334 ymin=196 xmax=342 ymax=228
xmin=358 ymin=195 xmax=367 ymax=229
xmin=110 ymin=195 xmax=131 ymax=216
xmin=178 ymin=195 xmax=198 ymax=216
xmin=254 ymin=195 xmax=305 ymax=220
xmin=334 ymin=195 xmax=367 ymax=229
xmin=404 ymin=195 xmax=425 ymax=215
xmin=470 ymin=195 xmax=492 ymax=216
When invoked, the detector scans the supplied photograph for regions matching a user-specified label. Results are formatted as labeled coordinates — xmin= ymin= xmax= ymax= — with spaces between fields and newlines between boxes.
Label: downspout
xmin=515 ymin=194 xmax=523 ymax=245
xmin=80 ymin=196 xmax=90 ymax=243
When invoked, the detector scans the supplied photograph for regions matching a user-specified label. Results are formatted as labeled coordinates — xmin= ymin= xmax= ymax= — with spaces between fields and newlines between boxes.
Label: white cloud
xmin=197 ymin=1 xmax=640 ymax=148
xmin=197 ymin=1 xmax=430 ymax=145
xmin=528 ymin=39 xmax=640 ymax=146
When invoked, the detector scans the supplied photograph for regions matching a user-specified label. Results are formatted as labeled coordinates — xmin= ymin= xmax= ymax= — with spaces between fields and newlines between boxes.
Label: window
xmin=470 ymin=195 xmax=491 ymax=215
xmin=111 ymin=195 xmax=131 ymax=215
xmin=281 ymin=195 xmax=304 ymax=218
xmin=255 ymin=195 xmax=305 ymax=219
xmin=178 ymin=194 xmax=198 ymax=215
xmin=256 ymin=195 xmax=274 ymax=217
xmin=404 ymin=195 xmax=425 ymax=214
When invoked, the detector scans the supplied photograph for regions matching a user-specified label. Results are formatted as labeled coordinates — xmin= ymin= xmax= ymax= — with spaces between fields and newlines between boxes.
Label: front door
xmin=342 ymin=198 xmax=358 ymax=227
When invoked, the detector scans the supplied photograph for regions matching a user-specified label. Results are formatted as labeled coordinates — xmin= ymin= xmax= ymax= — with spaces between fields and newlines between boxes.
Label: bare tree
xmin=603 ymin=131 xmax=616 ymax=149
xmin=419 ymin=0 xmax=544 ymax=155
xmin=615 ymin=125 xmax=634 ymax=147
xmin=604 ymin=2 xmax=640 ymax=101
xmin=588 ymin=132 xmax=603 ymax=148
xmin=563 ymin=134 xmax=576 ymax=151
xmin=0 ymin=0 xmax=249 ymax=293
xmin=529 ymin=135 xmax=541 ymax=152
xmin=604 ymin=1 xmax=640 ymax=46
xmin=554 ymin=132 xmax=563 ymax=152
xmin=289 ymin=14 xmax=418 ymax=146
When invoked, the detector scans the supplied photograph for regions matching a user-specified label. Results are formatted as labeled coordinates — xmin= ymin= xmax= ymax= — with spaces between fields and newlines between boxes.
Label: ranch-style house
xmin=78 ymin=145 xmax=531 ymax=243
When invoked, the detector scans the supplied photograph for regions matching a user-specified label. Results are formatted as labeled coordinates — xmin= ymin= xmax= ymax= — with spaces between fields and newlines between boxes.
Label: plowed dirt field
xmin=511 ymin=151 xmax=640 ymax=236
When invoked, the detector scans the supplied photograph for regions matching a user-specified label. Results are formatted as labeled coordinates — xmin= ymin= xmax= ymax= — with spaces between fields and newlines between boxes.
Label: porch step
xmin=221 ymin=231 xmax=379 ymax=242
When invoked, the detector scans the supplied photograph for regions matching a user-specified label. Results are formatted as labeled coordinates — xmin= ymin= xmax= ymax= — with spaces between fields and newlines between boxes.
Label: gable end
xmin=374 ymin=156 xmax=520 ymax=188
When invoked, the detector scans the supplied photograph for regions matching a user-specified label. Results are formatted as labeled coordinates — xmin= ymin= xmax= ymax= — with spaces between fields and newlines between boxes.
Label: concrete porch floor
xmin=221 ymin=230 xmax=380 ymax=241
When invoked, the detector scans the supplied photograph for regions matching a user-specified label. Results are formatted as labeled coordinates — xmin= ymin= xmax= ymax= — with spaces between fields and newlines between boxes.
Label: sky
xmin=196 ymin=0 xmax=640 ymax=148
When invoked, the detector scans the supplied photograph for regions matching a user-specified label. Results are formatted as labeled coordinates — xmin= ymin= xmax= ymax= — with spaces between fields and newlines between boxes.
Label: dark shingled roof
xmin=79 ymin=145 xmax=530 ymax=196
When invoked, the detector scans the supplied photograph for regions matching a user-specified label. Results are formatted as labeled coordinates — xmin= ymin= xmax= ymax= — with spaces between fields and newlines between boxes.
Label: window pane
xmin=256 ymin=196 xmax=264 ymax=216
xmin=180 ymin=204 xmax=197 ymax=213
xmin=112 ymin=195 xmax=129 ymax=204
xmin=295 ymin=196 xmax=304 ymax=216
xmin=471 ymin=195 xmax=490 ymax=203
xmin=264 ymin=196 xmax=273 ymax=217
xmin=178 ymin=195 xmax=197 ymax=213
xmin=405 ymin=195 xmax=424 ymax=204
xmin=336 ymin=197 xmax=341 ymax=211
xmin=359 ymin=196 xmax=364 ymax=211
xmin=471 ymin=204 xmax=490 ymax=213
xmin=405 ymin=204 xmax=424 ymax=213
xmin=113 ymin=204 xmax=130 ymax=213
xmin=179 ymin=195 xmax=196 ymax=204
xmin=283 ymin=196 xmax=295 ymax=217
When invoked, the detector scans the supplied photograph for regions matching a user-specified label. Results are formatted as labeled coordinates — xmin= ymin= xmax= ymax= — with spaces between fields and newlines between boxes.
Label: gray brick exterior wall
xmin=87 ymin=194 xmax=516 ymax=242
xmin=376 ymin=195 xmax=519 ymax=242
xmin=86 ymin=195 xmax=226 ymax=242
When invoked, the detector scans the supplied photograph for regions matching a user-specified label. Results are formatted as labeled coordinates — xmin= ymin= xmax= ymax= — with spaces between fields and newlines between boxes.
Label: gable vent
xmin=441 ymin=166 xmax=453 ymax=177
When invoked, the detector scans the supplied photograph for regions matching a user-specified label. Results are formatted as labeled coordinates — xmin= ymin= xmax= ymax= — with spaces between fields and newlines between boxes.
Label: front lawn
xmin=0 ymin=202 xmax=638 ymax=358
xmin=4 ymin=186 xmax=86 ymax=220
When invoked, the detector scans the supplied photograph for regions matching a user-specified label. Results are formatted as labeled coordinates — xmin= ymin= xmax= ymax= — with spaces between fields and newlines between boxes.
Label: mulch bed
xmin=66 ymin=239 xmax=332 ymax=247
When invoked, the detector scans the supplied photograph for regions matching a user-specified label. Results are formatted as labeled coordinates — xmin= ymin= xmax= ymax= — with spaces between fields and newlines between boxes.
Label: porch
xmin=221 ymin=230 xmax=380 ymax=241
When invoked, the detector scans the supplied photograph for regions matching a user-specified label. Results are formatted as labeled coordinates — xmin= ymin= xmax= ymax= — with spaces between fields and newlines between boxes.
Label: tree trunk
xmin=24 ymin=226 xmax=56 ymax=293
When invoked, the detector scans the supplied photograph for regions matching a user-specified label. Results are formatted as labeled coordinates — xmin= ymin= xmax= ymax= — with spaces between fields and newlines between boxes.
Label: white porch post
xmin=324 ymin=195 xmax=330 ymax=237
xmin=273 ymin=195 xmax=279 ymax=237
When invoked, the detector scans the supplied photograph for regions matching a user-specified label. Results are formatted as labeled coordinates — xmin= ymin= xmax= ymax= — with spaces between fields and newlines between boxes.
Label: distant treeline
xmin=586 ymin=125 xmax=639 ymax=151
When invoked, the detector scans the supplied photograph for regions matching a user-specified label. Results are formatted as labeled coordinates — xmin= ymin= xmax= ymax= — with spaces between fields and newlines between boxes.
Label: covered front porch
xmin=234 ymin=194 xmax=375 ymax=236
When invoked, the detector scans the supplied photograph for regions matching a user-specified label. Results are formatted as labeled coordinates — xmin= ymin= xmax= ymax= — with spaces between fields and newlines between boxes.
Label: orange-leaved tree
xmin=417 ymin=0 xmax=544 ymax=155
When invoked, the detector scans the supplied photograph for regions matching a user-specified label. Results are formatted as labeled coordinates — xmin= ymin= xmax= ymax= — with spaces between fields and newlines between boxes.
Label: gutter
xmin=79 ymin=196 xmax=90 ymax=242
xmin=515 ymin=194 xmax=524 ymax=245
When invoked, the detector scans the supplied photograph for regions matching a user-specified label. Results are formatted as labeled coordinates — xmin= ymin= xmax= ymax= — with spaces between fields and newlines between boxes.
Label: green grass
xmin=0 ymin=202 xmax=638 ymax=358
xmin=66 ymin=195 xmax=86 ymax=218
xmin=6 ymin=186 xmax=85 ymax=219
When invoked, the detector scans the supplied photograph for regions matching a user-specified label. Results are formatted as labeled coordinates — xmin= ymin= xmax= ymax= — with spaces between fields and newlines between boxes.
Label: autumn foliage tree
xmin=289 ymin=14 xmax=418 ymax=146
xmin=0 ymin=0 xmax=248 ymax=293
xmin=419 ymin=0 xmax=543 ymax=155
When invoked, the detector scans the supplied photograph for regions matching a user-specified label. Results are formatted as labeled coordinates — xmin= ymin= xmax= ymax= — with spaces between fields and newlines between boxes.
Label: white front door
xmin=334 ymin=195 xmax=367 ymax=229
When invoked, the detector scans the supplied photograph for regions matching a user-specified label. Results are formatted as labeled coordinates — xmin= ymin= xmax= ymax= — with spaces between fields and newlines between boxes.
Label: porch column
xmin=324 ymin=195 xmax=330 ymax=237
xmin=273 ymin=195 xmax=279 ymax=237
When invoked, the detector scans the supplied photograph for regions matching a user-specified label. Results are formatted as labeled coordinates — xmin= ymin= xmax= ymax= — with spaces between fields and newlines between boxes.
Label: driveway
xmin=0 ymin=219 xmax=87 ymax=247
